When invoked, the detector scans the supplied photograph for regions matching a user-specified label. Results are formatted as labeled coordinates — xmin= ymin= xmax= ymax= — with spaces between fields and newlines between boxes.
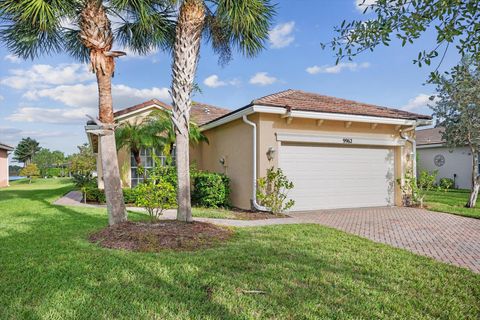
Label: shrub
xmin=85 ymin=187 xmax=106 ymax=203
xmin=257 ymin=167 xmax=295 ymax=214
xmin=123 ymin=188 xmax=137 ymax=204
xmin=45 ymin=168 xmax=63 ymax=177
xmin=72 ymin=173 xmax=96 ymax=203
xmin=397 ymin=170 xmax=429 ymax=207
xmin=20 ymin=164 xmax=40 ymax=184
xmin=418 ymin=170 xmax=438 ymax=190
xmin=439 ymin=177 xmax=454 ymax=191
xmin=134 ymin=181 xmax=176 ymax=221
xmin=192 ymin=172 xmax=230 ymax=208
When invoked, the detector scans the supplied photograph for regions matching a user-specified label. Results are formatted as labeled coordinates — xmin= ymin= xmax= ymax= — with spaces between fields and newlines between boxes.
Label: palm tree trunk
xmin=171 ymin=0 xmax=205 ymax=222
xmin=96 ymin=68 xmax=127 ymax=225
xmin=466 ymin=151 xmax=479 ymax=208
xmin=81 ymin=0 xmax=127 ymax=225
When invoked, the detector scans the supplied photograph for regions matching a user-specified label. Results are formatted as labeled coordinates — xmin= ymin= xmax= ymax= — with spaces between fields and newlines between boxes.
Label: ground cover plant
xmin=0 ymin=179 xmax=479 ymax=319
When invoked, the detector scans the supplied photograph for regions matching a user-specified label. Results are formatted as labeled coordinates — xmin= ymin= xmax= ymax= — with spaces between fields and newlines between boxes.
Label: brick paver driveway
xmin=290 ymin=207 xmax=480 ymax=273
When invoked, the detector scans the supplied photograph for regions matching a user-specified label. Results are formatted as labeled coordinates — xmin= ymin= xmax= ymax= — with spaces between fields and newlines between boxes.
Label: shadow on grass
xmin=0 ymin=183 xmax=479 ymax=319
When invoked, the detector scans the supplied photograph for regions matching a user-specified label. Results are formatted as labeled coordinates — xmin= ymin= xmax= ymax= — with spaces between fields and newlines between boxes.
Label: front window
xmin=130 ymin=147 xmax=174 ymax=187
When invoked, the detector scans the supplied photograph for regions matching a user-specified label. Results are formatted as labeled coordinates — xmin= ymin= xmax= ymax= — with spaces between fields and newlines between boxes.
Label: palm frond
xmin=111 ymin=0 xmax=176 ymax=55
xmin=211 ymin=0 xmax=276 ymax=58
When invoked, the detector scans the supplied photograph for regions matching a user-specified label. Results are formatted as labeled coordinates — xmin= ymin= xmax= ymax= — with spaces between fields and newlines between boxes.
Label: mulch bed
xmin=89 ymin=221 xmax=233 ymax=252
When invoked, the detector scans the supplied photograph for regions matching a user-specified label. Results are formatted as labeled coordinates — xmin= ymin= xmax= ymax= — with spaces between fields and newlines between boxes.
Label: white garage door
xmin=279 ymin=143 xmax=395 ymax=211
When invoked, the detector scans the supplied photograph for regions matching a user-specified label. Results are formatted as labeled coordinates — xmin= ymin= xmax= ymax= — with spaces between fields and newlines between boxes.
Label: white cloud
xmin=1 ymin=63 xmax=94 ymax=89
xmin=7 ymin=107 xmax=96 ymax=124
xmin=120 ymin=47 xmax=159 ymax=60
xmin=4 ymin=54 xmax=21 ymax=64
xmin=203 ymin=74 xmax=240 ymax=88
xmin=269 ymin=21 xmax=295 ymax=49
xmin=402 ymin=94 xmax=438 ymax=112
xmin=306 ymin=62 xmax=370 ymax=74
xmin=249 ymin=72 xmax=277 ymax=86
xmin=355 ymin=0 xmax=377 ymax=12
xmin=0 ymin=95 xmax=4 ymax=102
xmin=204 ymin=75 xmax=227 ymax=88
xmin=24 ymin=82 xmax=171 ymax=110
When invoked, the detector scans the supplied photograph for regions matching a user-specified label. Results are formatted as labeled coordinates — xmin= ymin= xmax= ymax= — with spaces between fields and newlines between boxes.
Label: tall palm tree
xmin=169 ymin=0 xmax=276 ymax=222
xmin=1 ymin=0 xmax=174 ymax=225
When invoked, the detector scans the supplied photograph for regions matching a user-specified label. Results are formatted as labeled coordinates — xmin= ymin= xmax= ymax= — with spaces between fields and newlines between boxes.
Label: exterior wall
xmin=256 ymin=113 xmax=414 ymax=207
xmin=0 ymin=149 xmax=8 ymax=188
xmin=417 ymin=146 xmax=472 ymax=189
xmin=191 ymin=117 xmax=255 ymax=210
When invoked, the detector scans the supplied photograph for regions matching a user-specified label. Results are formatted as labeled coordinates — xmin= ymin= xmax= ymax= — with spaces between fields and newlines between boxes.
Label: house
xmin=87 ymin=89 xmax=432 ymax=211
xmin=417 ymin=127 xmax=478 ymax=189
xmin=0 ymin=142 xmax=14 ymax=188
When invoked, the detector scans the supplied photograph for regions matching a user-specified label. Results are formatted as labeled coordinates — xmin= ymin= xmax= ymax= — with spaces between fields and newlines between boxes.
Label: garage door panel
xmin=279 ymin=144 xmax=394 ymax=211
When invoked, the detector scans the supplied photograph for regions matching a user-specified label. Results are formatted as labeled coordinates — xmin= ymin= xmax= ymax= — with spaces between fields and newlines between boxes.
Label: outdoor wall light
xmin=219 ymin=157 xmax=226 ymax=167
xmin=266 ymin=147 xmax=276 ymax=161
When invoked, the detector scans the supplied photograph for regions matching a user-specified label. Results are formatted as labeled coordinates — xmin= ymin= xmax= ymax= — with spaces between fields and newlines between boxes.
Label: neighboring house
xmin=417 ymin=127 xmax=478 ymax=189
xmin=87 ymin=89 xmax=432 ymax=211
xmin=0 ymin=142 xmax=14 ymax=188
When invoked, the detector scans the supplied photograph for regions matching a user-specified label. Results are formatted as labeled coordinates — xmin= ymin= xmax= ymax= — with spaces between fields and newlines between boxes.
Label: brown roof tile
xmin=416 ymin=127 xmax=445 ymax=145
xmin=252 ymin=89 xmax=432 ymax=120
xmin=0 ymin=142 xmax=14 ymax=151
xmin=113 ymin=99 xmax=230 ymax=126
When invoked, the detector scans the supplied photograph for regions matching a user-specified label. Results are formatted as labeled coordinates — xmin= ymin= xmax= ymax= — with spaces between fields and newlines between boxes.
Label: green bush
xmin=192 ymin=172 xmax=230 ymax=208
xmin=45 ymin=168 xmax=63 ymax=177
xmin=123 ymin=188 xmax=137 ymax=204
xmin=134 ymin=181 xmax=176 ymax=221
xmin=257 ymin=167 xmax=295 ymax=214
xmin=418 ymin=170 xmax=438 ymax=190
xmin=439 ymin=177 xmax=454 ymax=191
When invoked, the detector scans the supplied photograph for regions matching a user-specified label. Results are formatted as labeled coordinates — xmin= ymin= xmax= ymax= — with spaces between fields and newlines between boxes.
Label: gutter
xmin=242 ymin=115 xmax=269 ymax=212
xmin=399 ymin=125 xmax=417 ymax=176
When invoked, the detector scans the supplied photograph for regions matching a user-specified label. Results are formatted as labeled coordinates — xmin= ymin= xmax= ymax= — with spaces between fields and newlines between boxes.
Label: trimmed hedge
xmin=192 ymin=172 xmax=230 ymax=208
xmin=85 ymin=187 xmax=136 ymax=204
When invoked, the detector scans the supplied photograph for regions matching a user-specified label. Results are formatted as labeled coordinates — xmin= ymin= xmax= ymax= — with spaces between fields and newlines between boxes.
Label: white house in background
xmin=417 ymin=127 xmax=479 ymax=189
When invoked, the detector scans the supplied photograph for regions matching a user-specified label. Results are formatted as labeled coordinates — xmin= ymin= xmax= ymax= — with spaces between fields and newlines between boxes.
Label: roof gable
xmin=0 ymin=142 xmax=14 ymax=151
xmin=416 ymin=127 xmax=445 ymax=146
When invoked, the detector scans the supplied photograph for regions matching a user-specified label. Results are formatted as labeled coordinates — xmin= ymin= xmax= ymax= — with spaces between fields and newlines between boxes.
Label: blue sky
xmin=0 ymin=0 xmax=459 ymax=156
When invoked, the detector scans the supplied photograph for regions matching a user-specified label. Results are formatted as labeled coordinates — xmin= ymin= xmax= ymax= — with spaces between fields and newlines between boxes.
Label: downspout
xmin=242 ymin=115 xmax=269 ymax=212
xmin=399 ymin=125 xmax=417 ymax=176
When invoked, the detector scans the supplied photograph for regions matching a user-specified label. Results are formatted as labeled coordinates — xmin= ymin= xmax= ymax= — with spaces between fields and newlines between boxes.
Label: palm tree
xmin=1 ymin=0 xmax=174 ymax=225
xmin=169 ymin=0 xmax=276 ymax=222
xmin=115 ymin=119 xmax=160 ymax=168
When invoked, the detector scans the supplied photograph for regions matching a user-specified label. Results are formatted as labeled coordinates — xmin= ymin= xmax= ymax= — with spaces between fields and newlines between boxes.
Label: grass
xmin=192 ymin=207 xmax=238 ymax=219
xmin=0 ymin=179 xmax=479 ymax=319
xmin=425 ymin=188 xmax=480 ymax=219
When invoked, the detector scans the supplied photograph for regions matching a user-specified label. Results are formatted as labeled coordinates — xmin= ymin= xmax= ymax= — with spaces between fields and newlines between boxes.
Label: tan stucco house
xmin=417 ymin=127 xmax=479 ymax=189
xmin=88 ymin=89 xmax=432 ymax=211
xmin=0 ymin=142 xmax=14 ymax=188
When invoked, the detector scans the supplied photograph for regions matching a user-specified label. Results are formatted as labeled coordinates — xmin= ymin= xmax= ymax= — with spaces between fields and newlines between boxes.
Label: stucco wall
xmin=417 ymin=146 xmax=472 ymax=189
xmin=191 ymin=117 xmax=255 ymax=209
xmin=0 ymin=150 xmax=8 ymax=188
xmin=256 ymin=113 xmax=414 ymax=206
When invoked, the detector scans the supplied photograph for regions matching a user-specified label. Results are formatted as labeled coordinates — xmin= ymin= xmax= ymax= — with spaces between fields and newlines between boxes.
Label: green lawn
xmin=425 ymin=189 xmax=480 ymax=219
xmin=1 ymin=179 xmax=479 ymax=319
xmin=192 ymin=207 xmax=238 ymax=219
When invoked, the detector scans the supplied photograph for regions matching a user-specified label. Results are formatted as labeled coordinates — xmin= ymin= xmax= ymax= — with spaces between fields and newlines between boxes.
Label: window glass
xmin=131 ymin=148 xmax=173 ymax=186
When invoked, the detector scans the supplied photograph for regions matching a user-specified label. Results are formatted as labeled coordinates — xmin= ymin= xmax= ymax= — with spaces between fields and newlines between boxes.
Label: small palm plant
xmin=0 ymin=0 xmax=175 ymax=225
xmin=168 ymin=0 xmax=276 ymax=222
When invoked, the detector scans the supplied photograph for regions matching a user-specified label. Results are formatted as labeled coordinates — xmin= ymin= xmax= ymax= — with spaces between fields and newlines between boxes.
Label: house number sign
xmin=343 ymin=138 xmax=353 ymax=144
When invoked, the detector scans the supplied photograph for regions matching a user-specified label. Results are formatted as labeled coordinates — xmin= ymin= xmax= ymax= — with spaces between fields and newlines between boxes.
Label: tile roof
xmin=113 ymin=99 xmax=231 ymax=126
xmin=0 ymin=142 xmax=14 ymax=151
xmin=416 ymin=127 xmax=445 ymax=146
xmin=252 ymin=89 xmax=432 ymax=120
